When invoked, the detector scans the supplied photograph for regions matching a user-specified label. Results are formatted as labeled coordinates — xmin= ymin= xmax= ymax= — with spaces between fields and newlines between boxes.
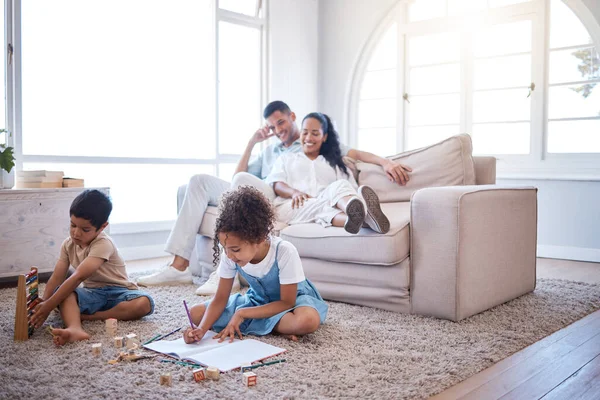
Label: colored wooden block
xmin=243 ymin=371 xmax=257 ymax=387
xmin=160 ymin=373 xmax=172 ymax=386
xmin=240 ymin=362 xmax=252 ymax=372
xmin=92 ymin=343 xmax=102 ymax=356
xmin=114 ymin=336 xmax=124 ymax=348
xmin=193 ymin=368 xmax=206 ymax=382
xmin=105 ymin=318 xmax=117 ymax=335
xmin=126 ymin=333 xmax=139 ymax=349
xmin=206 ymin=366 xmax=220 ymax=380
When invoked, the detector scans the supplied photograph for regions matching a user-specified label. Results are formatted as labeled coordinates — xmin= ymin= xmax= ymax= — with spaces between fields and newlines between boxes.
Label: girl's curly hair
xmin=212 ymin=185 xmax=276 ymax=267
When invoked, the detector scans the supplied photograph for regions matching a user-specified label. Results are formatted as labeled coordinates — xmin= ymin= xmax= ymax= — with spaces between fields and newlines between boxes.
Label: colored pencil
xmin=183 ymin=300 xmax=196 ymax=329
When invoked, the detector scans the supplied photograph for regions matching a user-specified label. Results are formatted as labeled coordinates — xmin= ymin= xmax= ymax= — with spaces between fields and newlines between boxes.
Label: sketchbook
xmin=143 ymin=331 xmax=286 ymax=372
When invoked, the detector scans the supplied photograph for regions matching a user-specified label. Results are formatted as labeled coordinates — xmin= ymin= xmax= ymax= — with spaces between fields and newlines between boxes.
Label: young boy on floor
xmin=30 ymin=189 xmax=154 ymax=345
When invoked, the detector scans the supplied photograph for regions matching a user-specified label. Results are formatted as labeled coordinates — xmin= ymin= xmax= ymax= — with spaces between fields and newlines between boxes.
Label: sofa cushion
xmin=280 ymin=202 xmax=410 ymax=265
xmin=356 ymin=134 xmax=476 ymax=202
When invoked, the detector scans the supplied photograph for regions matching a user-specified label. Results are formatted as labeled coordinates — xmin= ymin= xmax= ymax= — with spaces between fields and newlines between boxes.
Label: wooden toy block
xmin=192 ymin=368 xmax=206 ymax=382
xmin=105 ymin=318 xmax=117 ymax=335
xmin=243 ymin=371 xmax=257 ymax=387
xmin=160 ymin=373 xmax=172 ymax=386
xmin=114 ymin=336 xmax=124 ymax=347
xmin=240 ymin=362 xmax=252 ymax=372
xmin=92 ymin=343 xmax=102 ymax=356
xmin=126 ymin=333 xmax=139 ymax=349
xmin=206 ymin=366 xmax=220 ymax=380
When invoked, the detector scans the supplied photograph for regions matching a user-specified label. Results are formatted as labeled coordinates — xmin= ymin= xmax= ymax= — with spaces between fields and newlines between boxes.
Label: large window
xmin=11 ymin=0 xmax=266 ymax=226
xmin=354 ymin=0 xmax=600 ymax=177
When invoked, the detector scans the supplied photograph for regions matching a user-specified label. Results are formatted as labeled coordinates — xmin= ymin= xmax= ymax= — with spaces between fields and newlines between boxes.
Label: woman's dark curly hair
xmin=212 ymin=186 xmax=276 ymax=266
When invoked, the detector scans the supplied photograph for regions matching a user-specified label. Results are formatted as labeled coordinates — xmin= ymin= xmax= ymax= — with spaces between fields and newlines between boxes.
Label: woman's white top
xmin=217 ymin=236 xmax=305 ymax=284
xmin=265 ymin=152 xmax=357 ymax=205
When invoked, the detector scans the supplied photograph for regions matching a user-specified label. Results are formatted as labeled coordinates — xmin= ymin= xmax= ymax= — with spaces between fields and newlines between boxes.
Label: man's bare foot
xmin=52 ymin=327 xmax=90 ymax=346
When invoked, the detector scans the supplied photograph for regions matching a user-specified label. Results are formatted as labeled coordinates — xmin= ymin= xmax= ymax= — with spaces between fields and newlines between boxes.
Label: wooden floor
xmin=433 ymin=258 xmax=600 ymax=400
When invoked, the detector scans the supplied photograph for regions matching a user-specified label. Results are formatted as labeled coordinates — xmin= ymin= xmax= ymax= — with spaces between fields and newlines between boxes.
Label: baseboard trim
xmin=537 ymin=245 xmax=600 ymax=263
xmin=120 ymin=245 xmax=169 ymax=261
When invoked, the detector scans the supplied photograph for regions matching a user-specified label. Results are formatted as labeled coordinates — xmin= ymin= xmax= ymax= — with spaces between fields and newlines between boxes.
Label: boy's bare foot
xmin=52 ymin=327 xmax=90 ymax=346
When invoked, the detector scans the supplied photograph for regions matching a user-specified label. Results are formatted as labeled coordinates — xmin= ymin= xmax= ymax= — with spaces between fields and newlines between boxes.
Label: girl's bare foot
xmin=52 ymin=327 xmax=90 ymax=346
xmin=281 ymin=334 xmax=299 ymax=342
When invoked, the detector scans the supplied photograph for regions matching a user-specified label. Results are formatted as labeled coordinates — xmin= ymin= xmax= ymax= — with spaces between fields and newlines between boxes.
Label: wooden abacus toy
xmin=14 ymin=267 xmax=40 ymax=341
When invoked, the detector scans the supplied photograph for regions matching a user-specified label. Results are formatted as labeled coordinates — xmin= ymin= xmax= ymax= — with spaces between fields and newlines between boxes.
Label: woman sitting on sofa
xmin=265 ymin=112 xmax=390 ymax=234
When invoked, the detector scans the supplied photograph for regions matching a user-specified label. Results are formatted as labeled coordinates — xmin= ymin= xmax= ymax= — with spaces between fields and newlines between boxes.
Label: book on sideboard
xmin=62 ymin=178 xmax=84 ymax=188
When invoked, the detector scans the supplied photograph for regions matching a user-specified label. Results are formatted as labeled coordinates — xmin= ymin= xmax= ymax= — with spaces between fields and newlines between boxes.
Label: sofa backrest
xmin=473 ymin=156 xmax=496 ymax=185
xmin=354 ymin=134 xmax=478 ymax=203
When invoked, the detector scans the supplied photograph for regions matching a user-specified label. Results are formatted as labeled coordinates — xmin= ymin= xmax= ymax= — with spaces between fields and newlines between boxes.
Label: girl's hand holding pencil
xmin=183 ymin=326 xmax=208 ymax=344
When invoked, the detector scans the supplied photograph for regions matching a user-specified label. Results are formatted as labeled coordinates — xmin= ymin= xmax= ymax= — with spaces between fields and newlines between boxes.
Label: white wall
xmin=318 ymin=0 xmax=600 ymax=262
xmin=268 ymin=0 xmax=319 ymax=120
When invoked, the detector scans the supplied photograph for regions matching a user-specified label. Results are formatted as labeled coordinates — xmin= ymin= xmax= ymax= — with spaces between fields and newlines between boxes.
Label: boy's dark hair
xmin=69 ymin=189 xmax=112 ymax=230
xmin=302 ymin=112 xmax=349 ymax=177
xmin=263 ymin=100 xmax=291 ymax=119
xmin=212 ymin=186 xmax=276 ymax=266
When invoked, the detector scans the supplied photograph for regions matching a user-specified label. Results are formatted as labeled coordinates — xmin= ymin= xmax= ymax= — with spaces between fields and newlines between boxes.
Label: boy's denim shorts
xmin=57 ymin=286 xmax=155 ymax=316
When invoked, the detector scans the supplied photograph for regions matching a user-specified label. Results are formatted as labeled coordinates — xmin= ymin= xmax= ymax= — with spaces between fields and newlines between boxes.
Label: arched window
xmin=353 ymin=0 xmax=600 ymax=177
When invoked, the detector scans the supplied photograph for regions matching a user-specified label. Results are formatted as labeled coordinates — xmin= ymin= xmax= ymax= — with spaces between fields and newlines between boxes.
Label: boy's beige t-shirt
xmin=59 ymin=232 xmax=137 ymax=290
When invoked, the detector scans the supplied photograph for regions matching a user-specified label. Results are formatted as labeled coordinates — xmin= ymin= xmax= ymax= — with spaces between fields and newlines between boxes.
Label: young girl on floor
xmin=183 ymin=186 xmax=328 ymax=343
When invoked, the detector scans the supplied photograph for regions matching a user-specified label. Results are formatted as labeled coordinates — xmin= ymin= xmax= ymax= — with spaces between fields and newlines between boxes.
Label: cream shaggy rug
xmin=1 ymin=278 xmax=600 ymax=400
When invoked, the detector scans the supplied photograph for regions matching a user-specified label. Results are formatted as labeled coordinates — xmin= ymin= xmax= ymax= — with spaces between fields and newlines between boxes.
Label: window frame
xmin=6 ymin=0 xmax=268 ymax=232
xmin=348 ymin=0 xmax=600 ymax=181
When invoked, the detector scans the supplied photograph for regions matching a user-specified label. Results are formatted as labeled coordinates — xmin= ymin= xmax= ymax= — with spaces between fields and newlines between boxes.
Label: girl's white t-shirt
xmin=217 ymin=236 xmax=305 ymax=285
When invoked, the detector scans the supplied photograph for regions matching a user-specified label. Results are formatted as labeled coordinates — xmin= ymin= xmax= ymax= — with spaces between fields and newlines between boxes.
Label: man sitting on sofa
xmin=137 ymin=101 xmax=412 ymax=295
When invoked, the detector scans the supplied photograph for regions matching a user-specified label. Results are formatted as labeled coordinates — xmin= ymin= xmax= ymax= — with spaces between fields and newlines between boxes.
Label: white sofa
xmin=180 ymin=135 xmax=537 ymax=321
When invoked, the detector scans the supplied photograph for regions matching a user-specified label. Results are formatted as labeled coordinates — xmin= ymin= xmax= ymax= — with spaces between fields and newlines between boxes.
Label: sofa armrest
xmin=410 ymin=185 xmax=537 ymax=321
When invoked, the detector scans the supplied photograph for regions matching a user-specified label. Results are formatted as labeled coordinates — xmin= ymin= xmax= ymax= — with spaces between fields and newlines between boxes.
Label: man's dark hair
xmin=263 ymin=100 xmax=291 ymax=119
xmin=69 ymin=189 xmax=113 ymax=230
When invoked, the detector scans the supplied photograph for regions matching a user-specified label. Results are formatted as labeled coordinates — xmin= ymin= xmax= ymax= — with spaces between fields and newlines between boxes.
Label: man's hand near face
xmin=250 ymin=124 xmax=276 ymax=146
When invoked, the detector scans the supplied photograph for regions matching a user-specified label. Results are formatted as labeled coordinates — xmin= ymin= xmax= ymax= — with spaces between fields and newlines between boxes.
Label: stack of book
xmin=62 ymin=178 xmax=84 ymax=188
xmin=16 ymin=170 xmax=64 ymax=189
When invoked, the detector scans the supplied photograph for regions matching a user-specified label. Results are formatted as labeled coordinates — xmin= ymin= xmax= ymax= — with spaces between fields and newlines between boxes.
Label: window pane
xmin=549 ymin=48 xmax=599 ymax=84
xmin=409 ymin=0 xmax=446 ymax=22
xmin=409 ymin=33 xmax=460 ymax=66
xmin=448 ymin=0 xmax=486 ymax=17
xmin=489 ymin=0 xmax=530 ymax=6
xmin=548 ymin=85 xmax=600 ymax=119
xmin=410 ymin=64 xmax=460 ymax=95
xmin=550 ymin=0 xmax=593 ymax=49
xmin=22 ymin=163 xmax=215 ymax=223
xmin=474 ymin=55 xmax=531 ymax=90
xmin=360 ymin=70 xmax=397 ymax=100
xmin=218 ymin=22 xmax=261 ymax=155
xmin=472 ymin=123 xmax=530 ymax=154
xmin=409 ymin=94 xmax=460 ymax=126
xmin=22 ymin=0 xmax=215 ymax=159
xmin=358 ymin=99 xmax=396 ymax=129
xmin=473 ymin=89 xmax=531 ymax=122
xmin=218 ymin=163 xmax=237 ymax=181
xmin=406 ymin=125 xmax=460 ymax=150
xmin=367 ymin=24 xmax=397 ymax=71
xmin=218 ymin=0 xmax=257 ymax=16
xmin=357 ymin=128 xmax=397 ymax=156
xmin=548 ymin=120 xmax=600 ymax=153
xmin=474 ymin=20 xmax=531 ymax=58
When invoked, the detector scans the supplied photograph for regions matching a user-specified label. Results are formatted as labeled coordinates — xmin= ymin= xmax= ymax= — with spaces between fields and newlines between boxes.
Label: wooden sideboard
xmin=0 ymin=187 xmax=110 ymax=278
